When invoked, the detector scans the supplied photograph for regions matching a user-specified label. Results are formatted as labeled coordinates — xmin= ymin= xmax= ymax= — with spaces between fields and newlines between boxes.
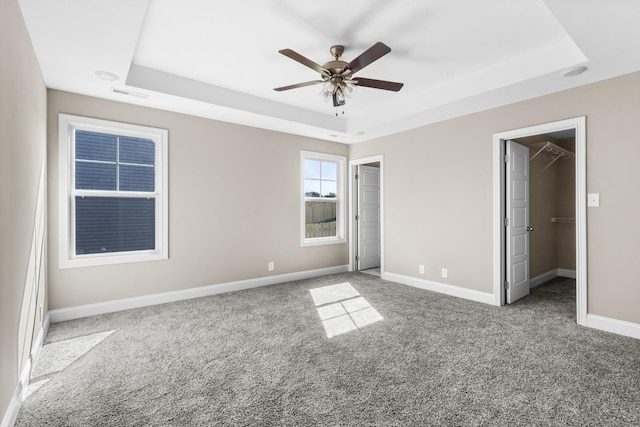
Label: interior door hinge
xmin=355 ymin=173 xmax=359 ymax=179
xmin=504 ymin=217 xmax=509 ymax=226
xmin=504 ymin=281 xmax=510 ymax=290
xmin=504 ymin=154 xmax=509 ymax=163
xmin=355 ymin=214 xmax=359 ymax=221
xmin=356 ymin=255 xmax=360 ymax=261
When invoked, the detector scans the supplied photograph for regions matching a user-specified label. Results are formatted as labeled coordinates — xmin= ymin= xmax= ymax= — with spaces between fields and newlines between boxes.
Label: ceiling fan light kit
xmin=274 ymin=42 xmax=403 ymax=111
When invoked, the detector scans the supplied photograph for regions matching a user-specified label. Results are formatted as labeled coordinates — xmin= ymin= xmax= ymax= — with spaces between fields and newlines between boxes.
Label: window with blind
xmin=301 ymin=151 xmax=346 ymax=246
xmin=59 ymin=114 xmax=168 ymax=268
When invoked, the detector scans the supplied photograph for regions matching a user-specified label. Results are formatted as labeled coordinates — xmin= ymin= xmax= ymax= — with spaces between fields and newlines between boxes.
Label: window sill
xmin=302 ymin=237 xmax=346 ymax=247
xmin=60 ymin=251 xmax=168 ymax=269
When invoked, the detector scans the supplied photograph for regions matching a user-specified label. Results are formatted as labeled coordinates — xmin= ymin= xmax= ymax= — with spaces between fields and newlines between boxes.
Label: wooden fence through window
xmin=305 ymin=222 xmax=337 ymax=238
xmin=305 ymin=201 xmax=337 ymax=238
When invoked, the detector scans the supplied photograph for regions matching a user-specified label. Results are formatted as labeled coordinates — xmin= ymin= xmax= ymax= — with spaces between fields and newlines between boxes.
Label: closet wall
xmin=527 ymin=137 xmax=576 ymax=279
xmin=556 ymin=143 xmax=576 ymax=271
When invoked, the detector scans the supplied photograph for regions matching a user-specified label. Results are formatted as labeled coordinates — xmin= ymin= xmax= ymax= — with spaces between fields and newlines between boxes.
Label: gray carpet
xmin=16 ymin=273 xmax=640 ymax=426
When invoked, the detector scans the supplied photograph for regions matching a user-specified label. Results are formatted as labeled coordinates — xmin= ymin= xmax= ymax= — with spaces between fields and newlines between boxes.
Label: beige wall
xmin=47 ymin=90 xmax=349 ymax=309
xmin=0 ymin=0 xmax=47 ymax=421
xmin=528 ymin=143 xmax=560 ymax=278
xmin=350 ymin=71 xmax=640 ymax=324
xmin=556 ymin=146 xmax=576 ymax=270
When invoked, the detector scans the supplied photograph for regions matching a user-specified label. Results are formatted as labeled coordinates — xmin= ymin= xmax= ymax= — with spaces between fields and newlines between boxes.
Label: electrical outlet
xmin=419 ymin=265 xmax=425 ymax=274
xmin=268 ymin=262 xmax=274 ymax=272
xmin=441 ymin=268 xmax=448 ymax=279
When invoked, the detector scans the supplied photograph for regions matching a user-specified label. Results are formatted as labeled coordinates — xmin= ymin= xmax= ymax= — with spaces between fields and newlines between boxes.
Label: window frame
xmin=58 ymin=114 xmax=168 ymax=268
xmin=301 ymin=151 xmax=346 ymax=247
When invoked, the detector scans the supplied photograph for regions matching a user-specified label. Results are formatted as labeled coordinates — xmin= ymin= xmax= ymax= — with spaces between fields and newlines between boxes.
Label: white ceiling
xmin=18 ymin=0 xmax=640 ymax=143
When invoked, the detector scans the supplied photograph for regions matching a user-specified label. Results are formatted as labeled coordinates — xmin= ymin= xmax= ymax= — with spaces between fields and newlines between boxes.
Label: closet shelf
xmin=551 ymin=217 xmax=575 ymax=223
xmin=530 ymin=141 xmax=574 ymax=171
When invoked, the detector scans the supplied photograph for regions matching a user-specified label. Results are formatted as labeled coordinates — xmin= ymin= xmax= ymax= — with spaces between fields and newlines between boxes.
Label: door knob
xmin=526 ymin=226 xmax=534 ymax=232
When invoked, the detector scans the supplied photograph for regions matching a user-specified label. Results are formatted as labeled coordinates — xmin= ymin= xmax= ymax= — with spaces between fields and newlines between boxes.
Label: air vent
xmin=112 ymin=88 xmax=149 ymax=99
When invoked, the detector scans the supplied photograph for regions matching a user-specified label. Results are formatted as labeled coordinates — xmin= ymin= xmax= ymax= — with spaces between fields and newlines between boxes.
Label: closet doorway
xmin=349 ymin=155 xmax=383 ymax=277
xmin=493 ymin=117 xmax=587 ymax=325
xmin=512 ymin=133 xmax=576 ymax=297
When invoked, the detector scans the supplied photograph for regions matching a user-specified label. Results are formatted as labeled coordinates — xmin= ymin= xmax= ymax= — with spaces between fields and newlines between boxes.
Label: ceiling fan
xmin=274 ymin=42 xmax=404 ymax=108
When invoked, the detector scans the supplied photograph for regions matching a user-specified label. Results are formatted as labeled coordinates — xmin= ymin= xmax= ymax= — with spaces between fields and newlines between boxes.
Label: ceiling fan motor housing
xmin=324 ymin=45 xmax=352 ymax=76
xmin=323 ymin=60 xmax=349 ymax=76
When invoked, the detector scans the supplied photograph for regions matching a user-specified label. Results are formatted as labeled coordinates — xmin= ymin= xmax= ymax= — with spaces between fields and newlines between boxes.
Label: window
xmin=59 ymin=114 xmax=168 ymax=268
xmin=301 ymin=151 xmax=346 ymax=246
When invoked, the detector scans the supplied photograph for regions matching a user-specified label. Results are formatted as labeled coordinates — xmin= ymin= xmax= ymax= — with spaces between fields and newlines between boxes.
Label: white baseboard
xmin=49 ymin=265 xmax=350 ymax=323
xmin=1 ymin=315 xmax=50 ymax=427
xmin=383 ymin=272 xmax=496 ymax=306
xmin=529 ymin=270 xmax=559 ymax=288
xmin=557 ymin=268 xmax=576 ymax=279
xmin=530 ymin=270 xmax=638 ymax=340
xmin=586 ymin=314 xmax=640 ymax=340
xmin=529 ymin=268 xmax=577 ymax=288
xmin=1 ymin=380 xmax=23 ymax=427
xmin=30 ymin=313 xmax=50 ymax=379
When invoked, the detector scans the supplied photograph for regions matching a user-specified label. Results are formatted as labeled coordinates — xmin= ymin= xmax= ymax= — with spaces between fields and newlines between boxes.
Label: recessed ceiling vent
xmin=112 ymin=88 xmax=149 ymax=99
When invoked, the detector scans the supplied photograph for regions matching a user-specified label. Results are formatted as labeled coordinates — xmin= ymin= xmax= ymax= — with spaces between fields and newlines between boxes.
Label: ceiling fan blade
xmin=354 ymin=77 xmax=404 ymax=91
xmin=345 ymin=42 xmax=391 ymax=74
xmin=279 ymin=49 xmax=330 ymax=76
xmin=274 ymin=80 xmax=325 ymax=91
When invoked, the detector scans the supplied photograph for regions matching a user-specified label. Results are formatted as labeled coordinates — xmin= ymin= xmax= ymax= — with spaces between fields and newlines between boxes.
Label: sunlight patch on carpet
xmin=310 ymin=283 xmax=383 ymax=338
xmin=24 ymin=378 xmax=50 ymax=398
xmin=26 ymin=330 xmax=115 ymax=397
xmin=310 ymin=282 xmax=360 ymax=306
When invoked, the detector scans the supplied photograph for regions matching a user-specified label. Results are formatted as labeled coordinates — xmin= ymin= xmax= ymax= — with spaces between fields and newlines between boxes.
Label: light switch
xmin=588 ymin=193 xmax=600 ymax=207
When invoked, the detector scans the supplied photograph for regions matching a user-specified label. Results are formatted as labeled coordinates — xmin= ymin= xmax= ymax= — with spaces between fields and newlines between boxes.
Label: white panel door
xmin=357 ymin=165 xmax=381 ymax=270
xmin=506 ymin=140 xmax=531 ymax=304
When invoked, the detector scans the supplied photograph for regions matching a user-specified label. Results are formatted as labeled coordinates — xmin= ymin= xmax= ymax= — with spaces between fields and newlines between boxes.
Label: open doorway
xmin=506 ymin=132 xmax=576 ymax=301
xmin=349 ymin=156 xmax=383 ymax=277
xmin=493 ymin=117 xmax=587 ymax=325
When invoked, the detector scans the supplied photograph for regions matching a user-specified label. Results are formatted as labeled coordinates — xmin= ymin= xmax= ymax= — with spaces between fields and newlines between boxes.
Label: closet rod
xmin=530 ymin=141 xmax=574 ymax=171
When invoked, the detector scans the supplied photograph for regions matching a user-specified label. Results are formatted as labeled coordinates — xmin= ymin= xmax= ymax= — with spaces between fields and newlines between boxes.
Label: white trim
xmin=21 ymin=319 xmax=49 ymax=399
xmin=58 ymin=114 xmax=169 ymax=268
xmin=1 ymin=381 xmax=23 ymax=427
xmin=557 ymin=268 xmax=577 ymax=279
xmin=493 ymin=117 xmax=587 ymax=325
xmin=300 ymin=151 xmax=347 ymax=247
xmin=492 ymin=137 xmax=506 ymax=306
xmin=30 ymin=313 xmax=51 ymax=379
xmin=348 ymin=155 xmax=384 ymax=275
xmin=49 ymin=265 xmax=349 ymax=323
xmin=529 ymin=270 xmax=559 ymax=288
xmin=18 ymin=360 xmax=31 ymax=403
xmin=384 ymin=272 xmax=496 ymax=306
xmin=586 ymin=314 xmax=640 ymax=340
xmin=574 ymin=117 xmax=587 ymax=326
xmin=1 ymin=314 xmax=50 ymax=427
xmin=529 ymin=268 xmax=577 ymax=288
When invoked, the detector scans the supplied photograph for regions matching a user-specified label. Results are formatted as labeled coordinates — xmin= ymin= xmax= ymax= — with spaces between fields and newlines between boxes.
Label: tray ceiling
xmin=18 ymin=0 xmax=640 ymax=143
